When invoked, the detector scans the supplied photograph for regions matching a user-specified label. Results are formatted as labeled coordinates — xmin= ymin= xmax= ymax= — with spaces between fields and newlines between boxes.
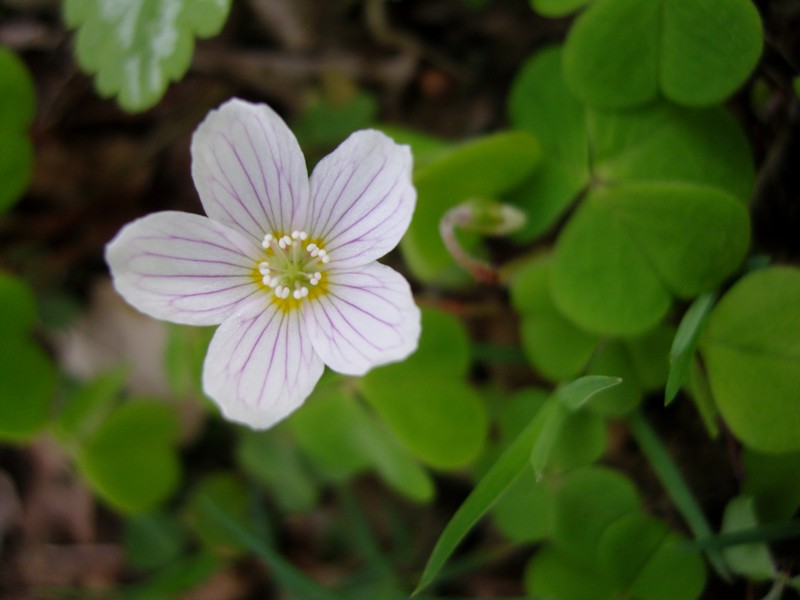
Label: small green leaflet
xmin=64 ymin=0 xmax=232 ymax=112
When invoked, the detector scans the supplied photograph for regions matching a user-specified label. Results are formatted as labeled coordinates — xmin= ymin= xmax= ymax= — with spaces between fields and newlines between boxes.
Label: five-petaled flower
xmin=106 ymin=98 xmax=420 ymax=429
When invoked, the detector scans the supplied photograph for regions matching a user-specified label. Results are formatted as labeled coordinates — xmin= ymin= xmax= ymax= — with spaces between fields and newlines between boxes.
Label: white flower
xmin=106 ymin=98 xmax=420 ymax=429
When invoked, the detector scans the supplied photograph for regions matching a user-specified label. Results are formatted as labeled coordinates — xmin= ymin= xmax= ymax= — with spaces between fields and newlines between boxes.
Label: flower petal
xmin=305 ymin=262 xmax=420 ymax=375
xmin=106 ymin=211 xmax=261 ymax=326
xmin=191 ymin=98 xmax=310 ymax=242
xmin=202 ymin=298 xmax=324 ymax=429
xmin=308 ymin=130 xmax=415 ymax=268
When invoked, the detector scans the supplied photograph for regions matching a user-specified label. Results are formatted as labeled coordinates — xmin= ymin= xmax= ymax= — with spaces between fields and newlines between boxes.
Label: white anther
xmin=261 ymin=234 xmax=273 ymax=248
xmin=301 ymin=287 xmax=309 ymax=297
xmin=299 ymin=231 xmax=308 ymax=240
xmin=293 ymin=289 xmax=302 ymax=300
xmin=269 ymin=278 xmax=279 ymax=288
xmin=282 ymin=287 xmax=291 ymax=299
xmin=262 ymin=275 xmax=272 ymax=286
xmin=306 ymin=243 xmax=318 ymax=252
xmin=259 ymin=263 xmax=270 ymax=275
xmin=291 ymin=230 xmax=300 ymax=239
xmin=321 ymin=255 xmax=330 ymax=264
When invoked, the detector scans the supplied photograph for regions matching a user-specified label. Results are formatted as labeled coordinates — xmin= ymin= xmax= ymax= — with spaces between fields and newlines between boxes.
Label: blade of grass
xmin=413 ymin=401 xmax=555 ymax=594
xmin=197 ymin=495 xmax=347 ymax=600
xmin=628 ymin=411 xmax=732 ymax=582
xmin=665 ymin=292 xmax=717 ymax=405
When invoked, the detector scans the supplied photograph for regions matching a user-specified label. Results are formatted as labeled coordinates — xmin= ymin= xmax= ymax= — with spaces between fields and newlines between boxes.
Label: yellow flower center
xmin=252 ymin=230 xmax=330 ymax=312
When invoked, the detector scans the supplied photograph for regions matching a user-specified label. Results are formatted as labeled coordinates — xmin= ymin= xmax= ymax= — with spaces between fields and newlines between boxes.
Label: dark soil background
xmin=1 ymin=0 xmax=799 ymax=598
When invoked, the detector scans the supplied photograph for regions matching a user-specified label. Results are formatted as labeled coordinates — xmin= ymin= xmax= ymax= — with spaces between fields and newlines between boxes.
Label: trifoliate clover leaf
xmin=64 ymin=0 xmax=232 ymax=112
xmin=0 ymin=48 xmax=36 ymax=213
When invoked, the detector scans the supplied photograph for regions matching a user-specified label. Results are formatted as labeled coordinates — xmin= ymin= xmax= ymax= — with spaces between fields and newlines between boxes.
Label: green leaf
xmin=585 ymin=340 xmax=645 ymax=417
xmin=125 ymin=552 xmax=219 ymax=600
xmin=0 ymin=48 xmax=35 ymax=213
xmin=701 ymin=267 xmax=800 ymax=452
xmin=377 ymin=126 xmax=451 ymax=170
xmin=531 ymin=0 xmax=592 ymax=17
xmin=628 ymin=410 xmax=732 ymax=581
xmin=551 ymin=466 xmax=640 ymax=565
xmin=401 ymin=131 xmax=541 ymax=284
xmin=64 ymin=0 xmax=232 ymax=112
xmin=590 ymin=103 xmax=756 ymax=202
xmin=0 ymin=272 xmax=37 ymax=335
xmin=417 ymin=377 xmax=619 ymax=592
xmin=666 ymin=292 xmax=717 ymax=404
xmin=0 ymin=337 xmax=56 ymax=441
xmin=360 ymin=308 xmax=487 ymax=469
xmin=510 ymin=255 xmax=599 ymax=381
xmin=415 ymin=400 xmax=554 ymax=593
xmin=294 ymin=89 xmax=377 ymax=155
xmin=164 ymin=324 xmax=213 ymax=398
xmin=553 ymin=182 xmax=750 ymax=335
xmin=78 ymin=400 xmax=180 ymax=513
xmin=124 ymin=513 xmax=187 ymax=571
xmin=626 ymin=324 xmax=674 ymax=391
xmin=290 ymin=385 xmax=433 ymax=502
xmin=184 ymin=472 xmax=251 ymax=556
xmin=720 ymin=496 xmax=775 ymax=581
xmin=289 ymin=387 xmax=373 ymax=479
xmin=357 ymin=416 xmax=435 ymax=503
xmin=524 ymin=546 xmax=619 ymax=600
xmin=490 ymin=467 xmax=552 ymax=543
xmin=55 ymin=368 xmax=128 ymax=442
xmin=553 ymin=375 xmax=623 ymax=412
xmin=598 ymin=513 xmax=706 ymax=600
xmin=742 ymin=448 xmax=800 ymax=522
xmin=563 ymin=0 xmax=763 ymax=108
xmin=236 ymin=430 xmax=319 ymax=513
xmin=507 ymin=46 xmax=590 ymax=240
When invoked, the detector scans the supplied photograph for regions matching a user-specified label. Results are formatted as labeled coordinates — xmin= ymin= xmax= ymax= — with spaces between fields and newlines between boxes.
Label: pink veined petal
xmin=304 ymin=262 xmax=421 ymax=376
xmin=106 ymin=211 xmax=262 ymax=326
xmin=191 ymin=98 xmax=310 ymax=243
xmin=308 ymin=130 xmax=415 ymax=269
xmin=202 ymin=297 xmax=325 ymax=429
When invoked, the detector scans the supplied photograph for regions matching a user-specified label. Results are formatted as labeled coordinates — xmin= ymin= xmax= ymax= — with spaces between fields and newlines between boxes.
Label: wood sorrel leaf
xmin=507 ymin=46 xmax=590 ymax=241
xmin=0 ymin=48 xmax=35 ymax=213
xmin=64 ymin=0 xmax=232 ymax=111
xmin=360 ymin=308 xmax=486 ymax=469
xmin=563 ymin=0 xmax=763 ymax=108
xmin=553 ymin=182 xmax=750 ymax=335
xmin=720 ymin=496 xmax=775 ymax=581
xmin=0 ymin=274 xmax=55 ymax=442
xmin=524 ymin=545 xmax=619 ymax=600
xmin=551 ymin=466 xmax=640 ymax=566
xmin=510 ymin=255 xmax=599 ymax=381
xmin=701 ymin=266 xmax=800 ymax=453
xmin=598 ymin=513 xmax=707 ymax=600
xmin=78 ymin=400 xmax=181 ymax=513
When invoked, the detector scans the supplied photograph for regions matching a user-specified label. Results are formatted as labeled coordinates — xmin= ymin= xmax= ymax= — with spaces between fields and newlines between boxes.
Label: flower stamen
xmin=254 ymin=230 xmax=330 ymax=309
